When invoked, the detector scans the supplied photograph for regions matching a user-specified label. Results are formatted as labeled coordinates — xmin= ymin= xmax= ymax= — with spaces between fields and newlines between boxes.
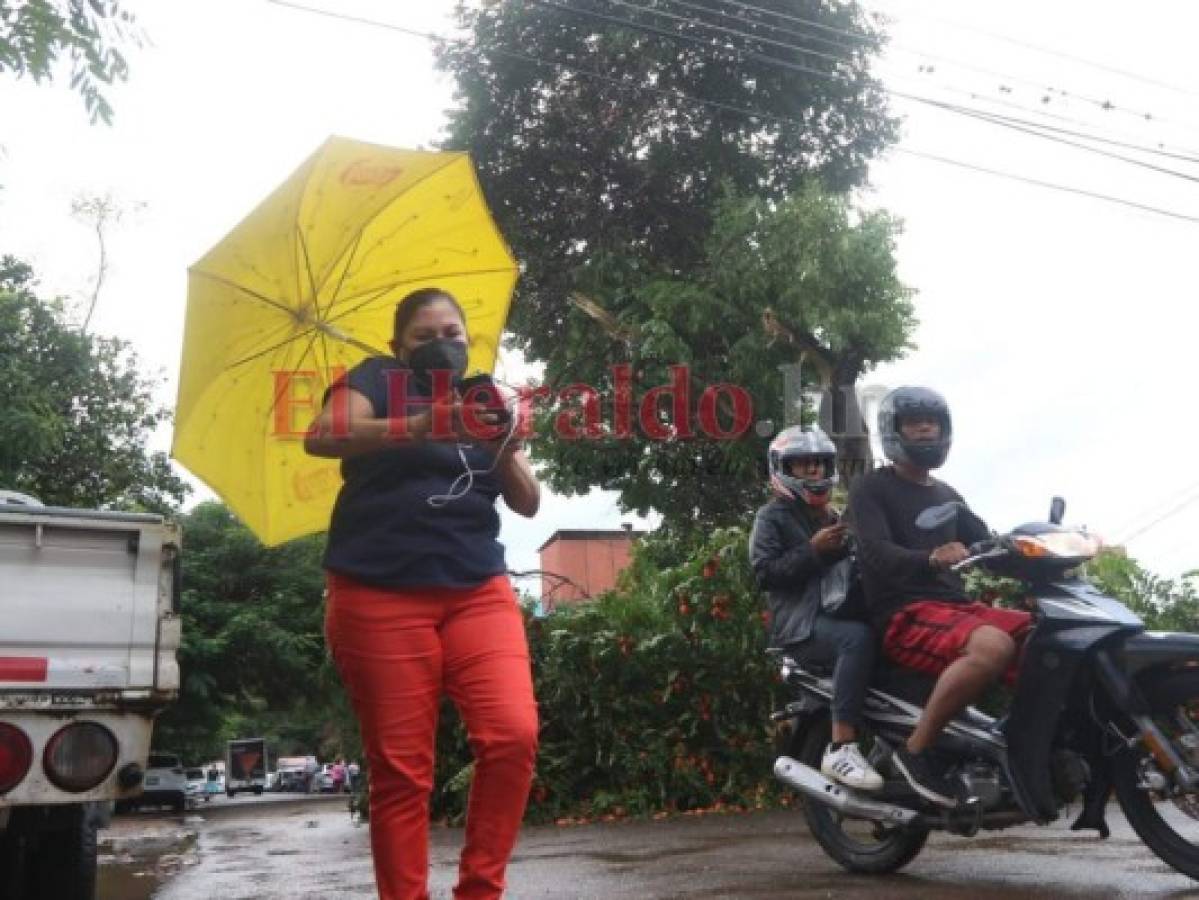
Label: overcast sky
xmin=2 ymin=0 xmax=1197 ymax=584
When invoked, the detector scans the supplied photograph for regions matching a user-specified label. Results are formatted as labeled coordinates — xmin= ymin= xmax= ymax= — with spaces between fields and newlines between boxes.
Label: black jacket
xmin=748 ymin=497 xmax=847 ymax=647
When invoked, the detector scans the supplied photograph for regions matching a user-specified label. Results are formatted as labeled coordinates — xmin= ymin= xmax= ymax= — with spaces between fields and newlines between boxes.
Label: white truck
xmin=225 ymin=737 xmax=267 ymax=797
xmin=0 ymin=492 xmax=181 ymax=899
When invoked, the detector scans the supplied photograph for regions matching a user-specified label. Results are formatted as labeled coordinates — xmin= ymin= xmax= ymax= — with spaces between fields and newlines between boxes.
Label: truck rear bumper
xmin=0 ymin=707 xmax=161 ymax=809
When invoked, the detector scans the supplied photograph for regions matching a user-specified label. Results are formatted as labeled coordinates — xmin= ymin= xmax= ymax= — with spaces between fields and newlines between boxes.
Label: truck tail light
xmin=43 ymin=722 xmax=118 ymax=792
xmin=0 ymin=723 xmax=33 ymax=794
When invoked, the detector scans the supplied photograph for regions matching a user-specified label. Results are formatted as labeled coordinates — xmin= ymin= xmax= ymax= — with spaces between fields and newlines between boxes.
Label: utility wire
xmin=863 ymin=0 xmax=1199 ymax=99
xmin=641 ymin=0 xmax=1199 ymax=160
xmin=532 ymin=0 xmax=1199 ymax=184
xmin=896 ymin=149 xmax=1199 ymax=224
xmin=1113 ymin=480 xmax=1199 ymax=544
xmin=673 ymin=0 xmax=1199 ymax=154
xmin=1118 ymin=489 xmax=1199 ymax=545
xmin=653 ymin=0 xmax=1199 ymax=165
xmin=903 ymin=97 xmax=1199 ymax=182
xmin=697 ymin=0 xmax=1195 ymax=119
xmin=265 ymin=0 xmax=1199 ymax=225
xmin=881 ymin=75 xmax=1199 ymax=162
xmin=601 ymin=0 xmax=872 ymax=70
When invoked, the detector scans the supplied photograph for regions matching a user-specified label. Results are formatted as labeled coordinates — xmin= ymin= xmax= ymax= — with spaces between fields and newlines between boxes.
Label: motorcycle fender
xmin=1004 ymin=625 xmax=1122 ymax=822
xmin=1117 ymin=631 xmax=1199 ymax=678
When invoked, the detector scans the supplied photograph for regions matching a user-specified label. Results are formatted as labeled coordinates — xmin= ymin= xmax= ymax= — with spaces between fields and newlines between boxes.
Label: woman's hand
xmin=810 ymin=523 xmax=848 ymax=556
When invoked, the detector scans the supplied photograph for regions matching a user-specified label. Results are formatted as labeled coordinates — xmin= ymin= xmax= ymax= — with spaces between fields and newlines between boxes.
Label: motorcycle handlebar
xmin=950 ymin=546 xmax=1011 ymax=572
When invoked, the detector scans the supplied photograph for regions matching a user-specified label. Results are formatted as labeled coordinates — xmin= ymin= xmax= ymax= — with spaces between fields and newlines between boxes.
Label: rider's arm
xmin=847 ymin=479 xmax=936 ymax=578
xmin=749 ymin=509 xmax=824 ymax=590
xmin=952 ymin=492 xmax=992 ymax=547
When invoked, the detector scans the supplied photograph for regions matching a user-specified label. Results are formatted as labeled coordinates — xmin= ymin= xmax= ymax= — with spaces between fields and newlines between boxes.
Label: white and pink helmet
xmin=767 ymin=426 xmax=838 ymax=502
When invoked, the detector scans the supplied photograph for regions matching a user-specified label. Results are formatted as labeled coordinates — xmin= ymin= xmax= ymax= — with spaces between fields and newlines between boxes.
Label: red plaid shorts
xmin=882 ymin=600 xmax=1032 ymax=681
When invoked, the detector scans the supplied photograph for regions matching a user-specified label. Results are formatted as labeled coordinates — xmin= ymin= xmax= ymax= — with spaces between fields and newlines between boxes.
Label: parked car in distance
xmin=272 ymin=767 xmax=308 ymax=793
xmin=314 ymin=763 xmax=335 ymax=793
xmin=185 ymin=767 xmax=206 ymax=800
xmin=139 ymin=752 xmax=188 ymax=812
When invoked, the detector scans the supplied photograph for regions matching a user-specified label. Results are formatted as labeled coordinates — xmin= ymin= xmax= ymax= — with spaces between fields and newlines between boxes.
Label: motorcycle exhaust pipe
xmin=773 ymin=756 xmax=920 ymax=826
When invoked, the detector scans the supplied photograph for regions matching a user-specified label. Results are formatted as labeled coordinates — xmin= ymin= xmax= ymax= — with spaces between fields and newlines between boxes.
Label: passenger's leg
xmin=809 ymin=618 xmax=883 ymax=790
xmin=811 ymin=618 xmax=875 ymax=742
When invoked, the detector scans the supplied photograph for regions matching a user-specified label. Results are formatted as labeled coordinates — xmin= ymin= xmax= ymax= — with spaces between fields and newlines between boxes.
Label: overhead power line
xmin=1118 ymin=488 xmax=1199 ymax=545
xmin=265 ymin=0 xmax=1199 ymax=225
xmin=530 ymin=0 xmax=1199 ymax=183
xmin=904 ymin=98 xmax=1199 ymax=181
xmin=667 ymin=0 xmax=1189 ymax=124
xmin=864 ymin=1 xmax=1199 ymax=99
xmin=668 ymin=0 xmax=1199 ymax=153
xmin=895 ymin=149 xmax=1199 ymax=224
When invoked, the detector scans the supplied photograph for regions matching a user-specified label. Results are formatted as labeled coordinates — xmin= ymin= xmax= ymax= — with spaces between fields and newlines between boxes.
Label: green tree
xmin=1086 ymin=548 xmax=1199 ymax=632
xmin=531 ymin=187 xmax=914 ymax=527
xmin=438 ymin=0 xmax=896 ymax=361
xmin=0 ymin=255 xmax=186 ymax=511
xmin=154 ymin=502 xmax=358 ymax=763
xmin=0 ymin=0 xmax=137 ymax=123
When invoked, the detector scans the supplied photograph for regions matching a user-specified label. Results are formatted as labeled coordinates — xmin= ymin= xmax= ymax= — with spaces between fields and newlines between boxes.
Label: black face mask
xmin=406 ymin=338 xmax=469 ymax=386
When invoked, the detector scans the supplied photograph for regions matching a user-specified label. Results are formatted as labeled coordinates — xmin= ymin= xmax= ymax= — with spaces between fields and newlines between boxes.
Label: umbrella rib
xmin=297 ymin=225 xmax=320 ymax=310
xmin=266 ymin=326 xmax=323 ymax=423
xmin=325 ymin=267 xmax=518 ymax=327
xmin=320 ymin=231 xmax=365 ymax=322
xmin=314 ymin=330 xmax=338 ymax=396
xmin=307 ymin=153 xmax=462 ymax=312
xmin=190 ymin=270 xmax=298 ymax=318
xmin=225 ymin=325 xmax=309 ymax=372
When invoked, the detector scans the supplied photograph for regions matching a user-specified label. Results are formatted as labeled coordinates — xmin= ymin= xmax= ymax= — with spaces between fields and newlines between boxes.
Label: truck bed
xmin=0 ymin=505 xmax=181 ymax=698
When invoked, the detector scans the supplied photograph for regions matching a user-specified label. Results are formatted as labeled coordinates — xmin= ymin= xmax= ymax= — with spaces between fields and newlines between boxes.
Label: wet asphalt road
xmin=106 ymin=799 xmax=1199 ymax=899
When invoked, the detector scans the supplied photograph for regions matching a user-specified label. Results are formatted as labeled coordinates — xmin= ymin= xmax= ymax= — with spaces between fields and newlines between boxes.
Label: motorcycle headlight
xmin=1013 ymin=531 xmax=1101 ymax=560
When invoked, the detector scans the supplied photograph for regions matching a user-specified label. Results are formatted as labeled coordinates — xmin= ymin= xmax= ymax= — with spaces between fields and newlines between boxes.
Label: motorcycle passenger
xmin=750 ymin=427 xmax=883 ymax=792
xmin=848 ymin=386 xmax=1031 ymax=807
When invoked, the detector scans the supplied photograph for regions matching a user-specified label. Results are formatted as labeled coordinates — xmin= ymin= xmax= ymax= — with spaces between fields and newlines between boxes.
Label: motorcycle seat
xmin=870 ymin=658 xmax=937 ymax=705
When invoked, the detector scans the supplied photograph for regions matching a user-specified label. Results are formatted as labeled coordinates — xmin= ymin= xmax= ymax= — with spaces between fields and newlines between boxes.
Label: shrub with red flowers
xmin=430 ymin=526 xmax=789 ymax=825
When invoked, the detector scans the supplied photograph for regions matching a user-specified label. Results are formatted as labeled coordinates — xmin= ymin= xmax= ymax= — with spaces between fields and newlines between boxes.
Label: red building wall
xmin=539 ymin=531 xmax=639 ymax=611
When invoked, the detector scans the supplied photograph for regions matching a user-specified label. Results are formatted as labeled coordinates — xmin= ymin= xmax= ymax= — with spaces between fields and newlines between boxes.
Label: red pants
xmin=325 ymin=572 xmax=539 ymax=900
xmin=883 ymin=600 xmax=1032 ymax=683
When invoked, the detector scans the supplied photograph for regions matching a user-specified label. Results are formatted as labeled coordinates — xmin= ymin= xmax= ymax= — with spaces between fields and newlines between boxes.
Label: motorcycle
xmin=771 ymin=497 xmax=1199 ymax=879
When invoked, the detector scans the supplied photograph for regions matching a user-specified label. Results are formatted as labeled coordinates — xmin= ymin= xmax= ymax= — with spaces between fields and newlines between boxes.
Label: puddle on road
xmin=97 ymin=831 xmax=197 ymax=900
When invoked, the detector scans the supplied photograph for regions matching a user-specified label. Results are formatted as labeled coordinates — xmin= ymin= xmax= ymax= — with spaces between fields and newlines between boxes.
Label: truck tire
xmin=0 ymin=826 xmax=29 ymax=897
xmin=31 ymin=805 xmax=98 ymax=900
xmin=253 ymin=786 xmax=263 ymax=796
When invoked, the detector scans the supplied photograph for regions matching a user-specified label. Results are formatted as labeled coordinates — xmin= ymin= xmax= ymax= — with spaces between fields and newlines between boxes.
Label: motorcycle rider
xmin=848 ymin=386 xmax=1031 ymax=807
xmin=750 ymin=426 xmax=883 ymax=792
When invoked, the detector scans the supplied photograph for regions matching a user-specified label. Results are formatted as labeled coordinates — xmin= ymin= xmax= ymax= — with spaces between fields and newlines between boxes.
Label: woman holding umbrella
xmin=305 ymin=286 xmax=540 ymax=900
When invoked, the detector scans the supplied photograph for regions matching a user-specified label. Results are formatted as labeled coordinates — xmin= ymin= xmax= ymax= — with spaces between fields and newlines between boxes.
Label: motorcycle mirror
xmin=915 ymin=501 xmax=962 ymax=531
xmin=1049 ymin=496 xmax=1066 ymax=525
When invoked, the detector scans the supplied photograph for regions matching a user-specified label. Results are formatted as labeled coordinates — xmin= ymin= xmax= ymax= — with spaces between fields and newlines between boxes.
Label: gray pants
xmin=787 ymin=617 xmax=875 ymax=729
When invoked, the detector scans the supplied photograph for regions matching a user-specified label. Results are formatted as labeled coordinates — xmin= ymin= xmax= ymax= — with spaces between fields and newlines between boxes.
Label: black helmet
xmin=767 ymin=426 xmax=838 ymax=501
xmin=878 ymin=386 xmax=952 ymax=470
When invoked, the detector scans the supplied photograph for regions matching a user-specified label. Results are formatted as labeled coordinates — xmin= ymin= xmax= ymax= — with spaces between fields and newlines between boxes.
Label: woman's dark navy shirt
xmin=321 ymin=356 xmax=507 ymax=589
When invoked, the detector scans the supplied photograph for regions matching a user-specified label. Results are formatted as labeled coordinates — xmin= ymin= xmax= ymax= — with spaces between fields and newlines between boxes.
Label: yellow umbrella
xmin=172 ymin=136 xmax=518 ymax=546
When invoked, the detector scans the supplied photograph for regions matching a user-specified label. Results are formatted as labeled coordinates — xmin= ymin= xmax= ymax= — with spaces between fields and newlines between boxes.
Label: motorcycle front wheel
xmin=1113 ymin=669 xmax=1199 ymax=881
xmin=793 ymin=716 xmax=930 ymax=874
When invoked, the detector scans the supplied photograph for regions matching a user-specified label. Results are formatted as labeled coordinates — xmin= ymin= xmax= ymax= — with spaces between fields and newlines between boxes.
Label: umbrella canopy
xmin=173 ymin=137 xmax=517 ymax=546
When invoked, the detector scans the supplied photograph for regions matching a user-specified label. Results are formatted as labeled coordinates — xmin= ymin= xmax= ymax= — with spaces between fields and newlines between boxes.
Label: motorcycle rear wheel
xmin=794 ymin=717 xmax=930 ymax=874
xmin=1113 ymin=669 xmax=1199 ymax=881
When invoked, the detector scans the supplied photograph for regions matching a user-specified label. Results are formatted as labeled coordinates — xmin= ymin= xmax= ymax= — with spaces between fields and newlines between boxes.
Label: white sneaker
xmin=821 ymin=742 xmax=884 ymax=792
